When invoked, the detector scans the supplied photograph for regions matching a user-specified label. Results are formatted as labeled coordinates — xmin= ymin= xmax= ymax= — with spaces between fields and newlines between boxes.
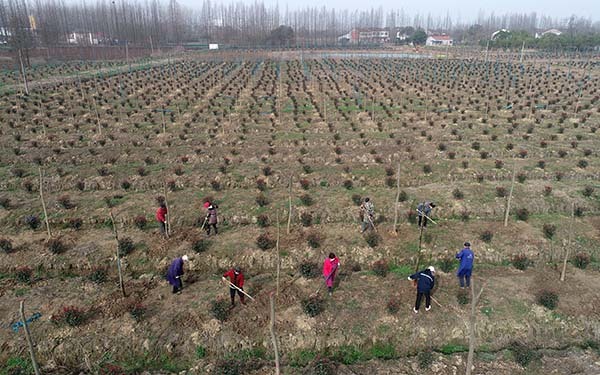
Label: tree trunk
xmin=466 ymin=281 xmax=485 ymax=375
xmin=504 ymin=164 xmax=516 ymax=227
xmin=163 ymin=184 xmax=171 ymax=238
xmin=18 ymin=49 xmax=29 ymax=95
xmin=276 ymin=211 xmax=281 ymax=297
xmin=415 ymin=224 xmax=424 ymax=272
xmin=19 ymin=301 xmax=41 ymax=375
xmin=110 ymin=212 xmax=126 ymax=297
xmin=393 ymin=163 xmax=400 ymax=233
xmin=38 ymin=167 xmax=51 ymax=239
xmin=560 ymin=203 xmax=575 ymax=282
xmin=269 ymin=292 xmax=281 ymax=375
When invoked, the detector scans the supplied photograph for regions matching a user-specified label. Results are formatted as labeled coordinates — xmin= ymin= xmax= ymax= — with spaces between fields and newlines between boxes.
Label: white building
xmin=426 ymin=34 xmax=453 ymax=46
xmin=67 ymin=32 xmax=99 ymax=45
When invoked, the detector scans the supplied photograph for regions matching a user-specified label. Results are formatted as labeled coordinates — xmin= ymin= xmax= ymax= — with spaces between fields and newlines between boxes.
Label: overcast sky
xmin=179 ymin=0 xmax=597 ymax=23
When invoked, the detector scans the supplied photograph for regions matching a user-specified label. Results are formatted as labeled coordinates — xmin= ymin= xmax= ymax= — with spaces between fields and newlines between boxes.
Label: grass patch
xmin=389 ymin=264 xmax=413 ymax=278
xmin=438 ymin=344 xmax=468 ymax=354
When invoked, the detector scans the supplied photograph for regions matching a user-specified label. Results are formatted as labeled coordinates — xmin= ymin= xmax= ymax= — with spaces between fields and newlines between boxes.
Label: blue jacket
xmin=456 ymin=248 xmax=474 ymax=273
xmin=166 ymin=257 xmax=184 ymax=286
xmin=409 ymin=269 xmax=435 ymax=292
xmin=417 ymin=202 xmax=432 ymax=216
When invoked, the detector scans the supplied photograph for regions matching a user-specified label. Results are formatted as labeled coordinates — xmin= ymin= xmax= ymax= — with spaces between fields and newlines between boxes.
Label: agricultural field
xmin=0 ymin=50 xmax=599 ymax=374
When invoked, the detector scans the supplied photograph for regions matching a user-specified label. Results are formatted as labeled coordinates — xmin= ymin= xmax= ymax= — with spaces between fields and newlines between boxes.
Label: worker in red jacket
xmin=222 ymin=266 xmax=245 ymax=306
xmin=156 ymin=202 xmax=168 ymax=237
xmin=322 ymin=252 xmax=340 ymax=296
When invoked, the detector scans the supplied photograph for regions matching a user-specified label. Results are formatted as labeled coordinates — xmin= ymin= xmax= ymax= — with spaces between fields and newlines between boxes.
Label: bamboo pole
xmin=287 ymin=175 xmax=292 ymax=234
xmin=504 ymin=164 xmax=517 ymax=227
xmin=18 ymin=49 xmax=29 ymax=96
xmin=560 ymin=203 xmax=575 ymax=282
xmin=38 ymin=167 xmax=51 ymax=239
xmin=393 ymin=163 xmax=400 ymax=233
xmin=109 ymin=212 xmax=126 ymax=297
xmin=19 ymin=301 xmax=41 ymax=375
xmin=415 ymin=223 xmax=425 ymax=272
xmin=269 ymin=292 xmax=281 ymax=374
xmin=466 ymin=281 xmax=485 ymax=375
xmin=276 ymin=211 xmax=281 ymax=297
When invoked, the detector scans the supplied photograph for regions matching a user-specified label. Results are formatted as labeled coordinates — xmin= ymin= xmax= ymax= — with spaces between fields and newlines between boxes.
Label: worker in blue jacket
xmin=456 ymin=242 xmax=474 ymax=288
xmin=408 ymin=266 xmax=436 ymax=313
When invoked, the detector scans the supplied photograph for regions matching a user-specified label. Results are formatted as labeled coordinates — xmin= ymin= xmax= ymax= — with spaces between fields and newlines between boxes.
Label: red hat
xmin=203 ymin=201 xmax=210 ymax=209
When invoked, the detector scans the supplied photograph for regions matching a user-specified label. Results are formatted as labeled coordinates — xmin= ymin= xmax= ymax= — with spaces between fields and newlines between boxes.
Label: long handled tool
xmin=314 ymin=264 xmax=338 ymax=295
xmin=416 ymin=210 xmax=437 ymax=225
xmin=360 ymin=206 xmax=377 ymax=232
xmin=200 ymin=216 xmax=208 ymax=231
xmin=222 ymin=278 xmax=255 ymax=301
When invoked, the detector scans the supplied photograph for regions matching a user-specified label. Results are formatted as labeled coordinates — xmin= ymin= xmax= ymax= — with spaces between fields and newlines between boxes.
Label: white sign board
xmin=209 ymin=44 xmax=219 ymax=50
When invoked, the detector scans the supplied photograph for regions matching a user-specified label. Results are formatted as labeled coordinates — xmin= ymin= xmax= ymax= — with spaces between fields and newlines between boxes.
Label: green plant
xmin=439 ymin=344 xmax=469 ymax=354
xmin=289 ymin=349 xmax=317 ymax=367
xmin=15 ymin=266 xmax=32 ymax=284
xmin=68 ymin=217 xmax=83 ymax=230
xmin=536 ymin=289 xmax=559 ymax=310
xmin=343 ymin=179 xmax=353 ymax=189
xmin=306 ymin=356 xmax=337 ymax=375
xmin=512 ymin=254 xmax=532 ymax=271
xmin=515 ymin=208 xmax=529 ymax=221
xmin=3 ymin=357 xmax=33 ymax=375
xmin=364 ymin=232 xmax=381 ymax=248
xmin=577 ymin=159 xmax=588 ymax=168
xmin=543 ymin=224 xmax=556 ymax=239
xmin=195 ymin=346 xmax=207 ymax=359
xmin=438 ymin=257 xmax=454 ymax=273
xmin=210 ymin=298 xmax=231 ymax=322
xmin=47 ymin=238 xmax=66 ymax=254
xmin=386 ymin=298 xmax=401 ymax=314
xmin=306 ymin=231 xmax=322 ymax=248
xmin=192 ymin=239 xmax=211 ymax=253
xmin=351 ymin=194 xmax=362 ymax=205
xmin=256 ymin=233 xmax=276 ymax=250
xmin=372 ymin=259 xmax=388 ymax=277
xmin=510 ymin=341 xmax=539 ymax=367
xmin=255 ymin=193 xmax=270 ymax=207
xmin=398 ymin=190 xmax=408 ymax=202
xmin=300 ymin=193 xmax=314 ymax=206
xmin=457 ymin=289 xmax=470 ymax=305
xmin=331 ymin=345 xmax=364 ymax=365
xmin=128 ymin=302 xmax=147 ymax=322
xmin=516 ymin=172 xmax=527 ymax=183
xmin=495 ymin=186 xmax=508 ymax=197
xmin=51 ymin=305 xmax=87 ymax=327
xmin=257 ymin=214 xmax=270 ymax=227
xmin=300 ymin=212 xmax=313 ymax=227
xmin=423 ymin=164 xmax=432 ymax=174
xmin=256 ymin=178 xmax=267 ymax=191
xmin=0 ymin=238 xmax=13 ymax=253
xmin=118 ymin=237 xmax=135 ymax=256
xmin=99 ymin=363 xmax=126 ymax=375
xmin=134 ymin=215 xmax=147 ymax=229
xmin=452 ymin=188 xmax=464 ymax=199
xmin=370 ymin=342 xmax=396 ymax=360
xmin=299 ymin=261 xmax=319 ymax=278
xmin=88 ymin=267 xmax=108 ymax=284
xmin=302 ymin=295 xmax=324 ymax=317
xmin=573 ymin=252 xmax=591 ymax=269
xmin=480 ymin=230 xmax=493 ymax=243
xmin=583 ymin=186 xmax=595 ymax=197
xmin=418 ymin=349 xmax=434 ymax=369
xmin=407 ymin=210 xmax=417 ymax=224
xmin=24 ymin=215 xmax=40 ymax=230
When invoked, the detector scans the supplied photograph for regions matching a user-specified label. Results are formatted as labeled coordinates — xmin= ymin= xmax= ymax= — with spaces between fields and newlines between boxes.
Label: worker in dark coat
xmin=205 ymin=203 xmax=218 ymax=236
xmin=408 ymin=266 xmax=436 ymax=313
xmin=166 ymin=255 xmax=189 ymax=294
xmin=417 ymin=201 xmax=436 ymax=228
xmin=456 ymin=242 xmax=475 ymax=288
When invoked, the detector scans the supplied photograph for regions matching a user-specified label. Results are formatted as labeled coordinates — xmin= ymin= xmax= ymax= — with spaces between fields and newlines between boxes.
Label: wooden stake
xmin=109 ymin=212 xmax=126 ymax=297
xmin=466 ymin=280 xmax=485 ymax=375
xmin=287 ymin=175 xmax=292 ymax=235
xmin=19 ymin=301 xmax=41 ymax=375
xmin=18 ymin=49 xmax=29 ymax=95
xmin=504 ymin=164 xmax=516 ymax=227
xmin=560 ymin=203 xmax=575 ymax=282
xmin=163 ymin=184 xmax=171 ymax=238
xmin=38 ymin=167 xmax=51 ymax=239
xmin=161 ymin=110 xmax=166 ymax=134
xmin=269 ymin=292 xmax=281 ymax=375
xmin=276 ymin=211 xmax=281 ymax=297
xmin=393 ymin=163 xmax=401 ymax=233
xmin=415 ymin=223 xmax=425 ymax=272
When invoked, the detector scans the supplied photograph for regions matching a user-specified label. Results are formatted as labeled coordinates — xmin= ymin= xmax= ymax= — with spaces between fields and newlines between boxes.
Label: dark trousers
xmin=415 ymin=291 xmax=431 ymax=310
xmin=418 ymin=215 xmax=428 ymax=228
xmin=458 ymin=269 xmax=472 ymax=288
xmin=171 ymin=278 xmax=182 ymax=293
xmin=229 ymin=287 xmax=245 ymax=305
xmin=159 ymin=221 xmax=166 ymax=235
xmin=206 ymin=223 xmax=218 ymax=235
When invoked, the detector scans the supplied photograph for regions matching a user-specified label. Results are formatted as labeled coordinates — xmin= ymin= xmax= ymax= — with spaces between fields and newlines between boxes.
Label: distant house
xmin=426 ymin=34 xmax=453 ymax=46
xmin=535 ymin=29 xmax=562 ymax=38
xmin=491 ymin=29 xmax=510 ymax=40
xmin=67 ymin=31 xmax=99 ymax=45
xmin=337 ymin=28 xmax=391 ymax=45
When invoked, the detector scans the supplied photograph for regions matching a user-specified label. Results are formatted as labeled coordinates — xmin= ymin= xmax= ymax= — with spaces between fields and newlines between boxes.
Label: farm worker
xmin=167 ymin=255 xmax=189 ymax=294
xmin=408 ymin=266 xmax=436 ymax=313
xmin=322 ymin=252 xmax=340 ymax=296
xmin=222 ymin=266 xmax=245 ymax=306
xmin=205 ymin=203 xmax=219 ymax=236
xmin=417 ymin=201 xmax=436 ymax=228
xmin=156 ymin=202 xmax=168 ymax=236
xmin=360 ymin=197 xmax=375 ymax=232
xmin=456 ymin=242 xmax=474 ymax=288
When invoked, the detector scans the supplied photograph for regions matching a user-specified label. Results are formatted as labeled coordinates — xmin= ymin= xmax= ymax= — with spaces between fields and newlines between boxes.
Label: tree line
xmin=0 ymin=0 xmax=598 ymax=50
